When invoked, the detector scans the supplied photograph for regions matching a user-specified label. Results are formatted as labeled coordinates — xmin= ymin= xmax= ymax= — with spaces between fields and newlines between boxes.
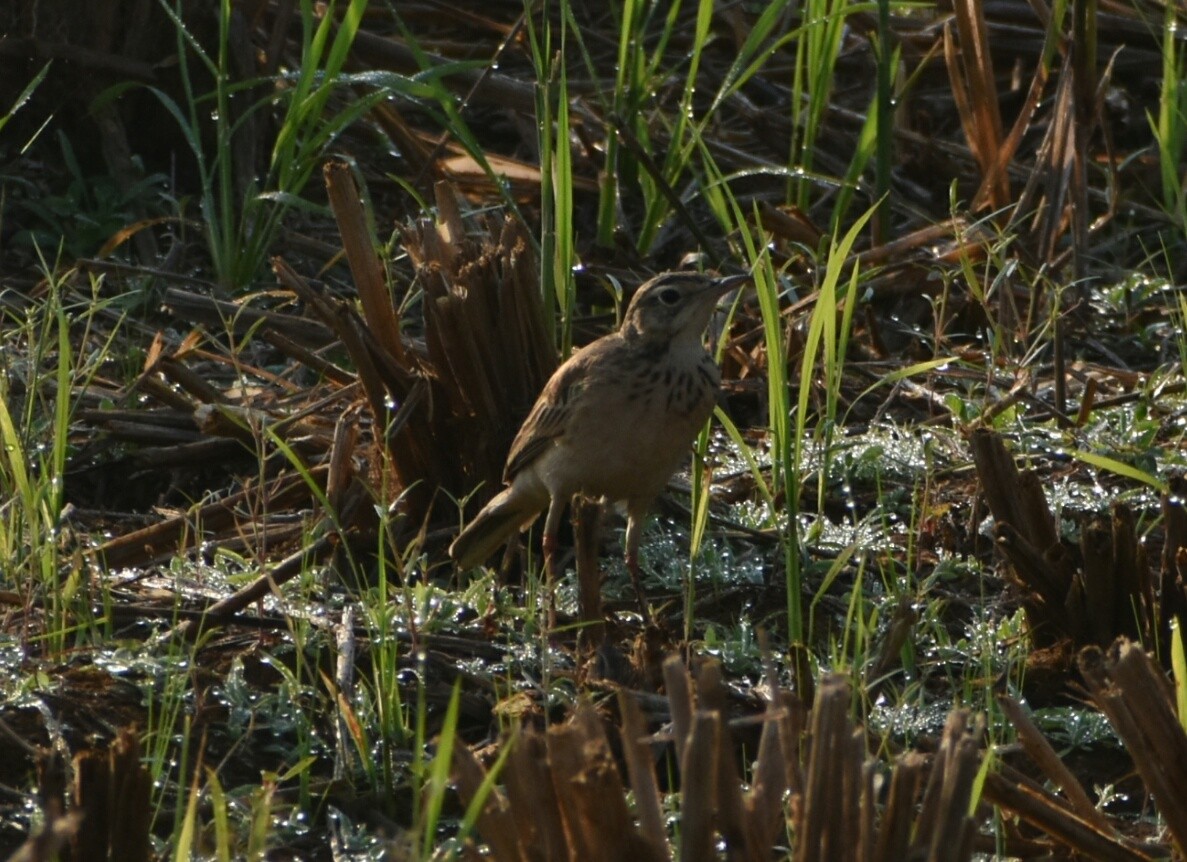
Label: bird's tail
xmin=449 ymin=487 xmax=543 ymax=570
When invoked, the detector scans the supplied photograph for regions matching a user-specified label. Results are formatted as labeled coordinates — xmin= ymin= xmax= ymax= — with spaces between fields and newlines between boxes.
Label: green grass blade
xmin=1173 ymin=621 xmax=1187 ymax=733
xmin=1068 ymin=450 xmax=1168 ymax=493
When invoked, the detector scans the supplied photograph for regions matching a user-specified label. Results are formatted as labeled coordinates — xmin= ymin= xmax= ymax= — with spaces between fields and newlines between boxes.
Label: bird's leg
xmin=541 ymin=532 xmax=558 ymax=581
xmin=625 ymin=551 xmax=650 ymax=623
xmin=623 ymin=509 xmax=652 ymax=623
xmin=541 ymin=494 xmax=567 ymax=628
xmin=542 ymin=494 xmax=568 ymax=580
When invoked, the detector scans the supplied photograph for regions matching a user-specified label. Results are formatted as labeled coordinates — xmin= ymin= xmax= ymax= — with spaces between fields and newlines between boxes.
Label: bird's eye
xmin=658 ymin=287 xmax=681 ymax=304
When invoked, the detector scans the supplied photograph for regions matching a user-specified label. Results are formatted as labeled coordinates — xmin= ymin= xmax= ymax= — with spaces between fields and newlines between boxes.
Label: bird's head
xmin=620 ymin=271 xmax=749 ymax=344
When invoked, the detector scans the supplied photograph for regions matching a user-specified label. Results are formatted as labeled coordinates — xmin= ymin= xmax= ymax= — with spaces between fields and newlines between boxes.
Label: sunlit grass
xmin=0 ymin=263 xmax=127 ymax=653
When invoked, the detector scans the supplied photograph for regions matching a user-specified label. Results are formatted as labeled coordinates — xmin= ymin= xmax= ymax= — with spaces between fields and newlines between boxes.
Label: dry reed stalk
xmin=70 ymin=727 xmax=151 ymax=862
xmin=1079 ymin=641 xmax=1187 ymax=856
xmin=944 ymin=0 xmax=1008 ymax=211
xmin=971 ymin=428 xmax=1164 ymax=654
xmin=447 ymin=660 xmax=1033 ymax=861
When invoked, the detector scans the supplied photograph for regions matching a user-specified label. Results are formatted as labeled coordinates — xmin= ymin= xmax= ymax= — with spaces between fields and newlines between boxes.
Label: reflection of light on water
xmin=799 ymin=511 xmax=899 ymax=553
xmin=867 ymin=698 xmax=953 ymax=739
xmin=707 ymin=421 xmax=951 ymax=495
xmin=1031 ymin=707 xmax=1118 ymax=749
xmin=595 ymin=524 xmax=766 ymax=596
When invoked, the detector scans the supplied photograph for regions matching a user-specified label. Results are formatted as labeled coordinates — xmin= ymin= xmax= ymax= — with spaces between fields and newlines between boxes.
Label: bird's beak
xmin=711 ymin=273 xmax=752 ymax=295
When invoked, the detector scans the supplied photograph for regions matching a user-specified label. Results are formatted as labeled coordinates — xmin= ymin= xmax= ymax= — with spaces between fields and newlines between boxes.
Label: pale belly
xmin=533 ymin=366 xmax=717 ymax=504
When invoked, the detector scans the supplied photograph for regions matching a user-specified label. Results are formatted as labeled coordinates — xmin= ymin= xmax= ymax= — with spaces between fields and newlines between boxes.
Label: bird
xmin=448 ymin=270 xmax=747 ymax=612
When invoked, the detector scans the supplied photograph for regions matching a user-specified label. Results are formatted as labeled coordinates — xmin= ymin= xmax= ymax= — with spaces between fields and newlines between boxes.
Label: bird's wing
xmin=502 ymin=347 xmax=598 ymax=482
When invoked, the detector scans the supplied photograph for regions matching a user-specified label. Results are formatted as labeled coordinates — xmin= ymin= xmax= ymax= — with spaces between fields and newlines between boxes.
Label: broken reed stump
xmin=452 ymin=644 xmax=1185 ymax=859
xmin=970 ymin=428 xmax=1076 ymax=645
xmin=1078 ymin=639 xmax=1187 ymax=857
xmin=985 ymin=692 xmax=1155 ymax=862
xmin=20 ymin=727 xmax=149 ymax=862
xmin=406 ymin=181 xmax=557 ymax=499
xmin=95 ymin=172 xmax=555 ymax=577
xmin=970 ymin=428 xmax=1184 ymax=655
xmin=320 ymin=166 xmax=556 ymax=527
xmin=451 ymin=657 xmax=990 ymax=862
xmin=69 ymin=727 xmax=151 ymax=862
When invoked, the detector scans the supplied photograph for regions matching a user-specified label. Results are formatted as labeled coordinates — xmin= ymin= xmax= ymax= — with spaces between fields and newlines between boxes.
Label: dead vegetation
xmin=2 ymin=0 xmax=1187 ymax=858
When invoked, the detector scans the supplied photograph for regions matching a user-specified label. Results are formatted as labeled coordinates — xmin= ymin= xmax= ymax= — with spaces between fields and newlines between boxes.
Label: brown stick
xmin=324 ymin=161 xmax=405 ymax=364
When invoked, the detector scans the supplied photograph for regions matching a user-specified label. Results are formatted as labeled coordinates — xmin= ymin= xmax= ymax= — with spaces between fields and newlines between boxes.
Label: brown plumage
xmin=448 ymin=271 xmax=746 ymax=603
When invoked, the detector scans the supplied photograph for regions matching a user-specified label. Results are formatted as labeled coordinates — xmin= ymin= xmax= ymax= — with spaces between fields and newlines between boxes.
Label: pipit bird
xmin=449 ymin=271 xmax=747 ymax=610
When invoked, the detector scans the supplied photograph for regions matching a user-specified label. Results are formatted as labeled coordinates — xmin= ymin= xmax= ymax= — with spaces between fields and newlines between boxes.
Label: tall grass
xmin=1152 ymin=0 xmax=1187 ymax=240
xmin=633 ymin=0 xmax=716 ymax=254
xmin=779 ymin=207 xmax=875 ymax=653
xmin=139 ymin=0 xmax=382 ymax=290
xmin=0 ymin=266 xmax=125 ymax=654
xmin=690 ymin=117 xmax=879 ymax=649
xmin=789 ymin=0 xmax=849 ymax=209
xmin=594 ymin=0 xmax=802 ymax=256
xmin=525 ymin=1 xmax=577 ymax=354
xmin=594 ymin=0 xmax=645 ymax=249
